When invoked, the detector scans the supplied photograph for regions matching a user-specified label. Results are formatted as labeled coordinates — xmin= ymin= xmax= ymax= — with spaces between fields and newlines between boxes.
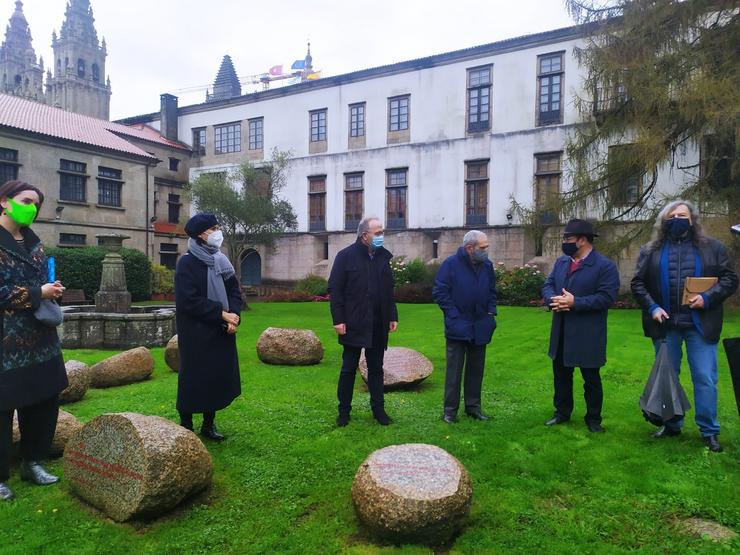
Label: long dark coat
xmin=175 ymin=251 xmax=242 ymax=413
xmin=328 ymin=239 xmax=398 ymax=349
xmin=542 ymin=249 xmax=620 ymax=368
xmin=433 ymin=247 xmax=497 ymax=346
xmin=0 ymin=226 xmax=67 ymax=410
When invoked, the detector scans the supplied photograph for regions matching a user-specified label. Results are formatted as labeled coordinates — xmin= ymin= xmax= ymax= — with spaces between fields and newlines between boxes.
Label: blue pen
xmin=48 ymin=256 xmax=56 ymax=283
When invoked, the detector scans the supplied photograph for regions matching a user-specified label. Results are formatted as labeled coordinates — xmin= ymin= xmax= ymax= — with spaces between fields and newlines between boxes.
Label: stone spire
xmin=207 ymin=55 xmax=241 ymax=102
xmin=59 ymin=0 xmax=99 ymax=48
xmin=1 ymin=1 xmax=37 ymax=66
xmin=0 ymin=1 xmax=45 ymax=100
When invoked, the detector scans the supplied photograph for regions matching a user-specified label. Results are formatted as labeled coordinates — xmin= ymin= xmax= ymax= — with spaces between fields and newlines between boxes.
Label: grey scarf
xmin=187 ymin=238 xmax=235 ymax=310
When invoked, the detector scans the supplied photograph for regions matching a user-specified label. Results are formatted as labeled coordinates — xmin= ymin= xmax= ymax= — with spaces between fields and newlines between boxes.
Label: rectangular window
xmin=167 ymin=193 xmax=181 ymax=224
xmin=214 ymin=122 xmax=241 ymax=154
xmin=59 ymin=233 xmax=86 ymax=246
xmin=0 ymin=147 xmax=19 ymax=184
xmin=97 ymin=166 xmax=123 ymax=207
xmin=467 ymin=65 xmax=492 ymax=132
xmin=344 ymin=173 xmax=364 ymax=231
xmin=465 ymin=160 xmax=488 ymax=226
xmin=349 ymin=103 xmax=365 ymax=137
xmin=534 ymin=152 xmax=562 ymax=224
xmin=192 ymin=127 xmax=206 ymax=156
xmin=248 ymin=117 xmax=264 ymax=150
xmin=388 ymin=95 xmax=409 ymax=131
xmin=537 ymin=52 xmax=564 ymax=126
xmin=386 ymin=168 xmax=408 ymax=229
xmin=308 ymin=176 xmax=326 ymax=232
xmin=160 ymin=243 xmax=179 ymax=270
xmin=59 ymin=159 xmax=87 ymax=202
xmin=168 ymin=158 xmax=179 ymax=172
xmin=608 ymin=145 xmax=644 ymax=205
xmin=310 ymin=109 xmax=327 ymax=142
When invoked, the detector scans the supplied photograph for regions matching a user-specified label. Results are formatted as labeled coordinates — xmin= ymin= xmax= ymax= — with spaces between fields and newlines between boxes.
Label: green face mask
xmin=5 ymin=198 xmax=38 ymax=227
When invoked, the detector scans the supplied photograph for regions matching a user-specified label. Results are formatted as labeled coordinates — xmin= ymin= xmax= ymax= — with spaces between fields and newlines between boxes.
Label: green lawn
xmin=2 ymin=304 xmax=739 ymax=554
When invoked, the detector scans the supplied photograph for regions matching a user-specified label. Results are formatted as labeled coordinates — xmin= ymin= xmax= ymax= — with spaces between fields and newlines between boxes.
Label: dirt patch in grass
xmin=677 ymin=517 xmax=738 ymax=542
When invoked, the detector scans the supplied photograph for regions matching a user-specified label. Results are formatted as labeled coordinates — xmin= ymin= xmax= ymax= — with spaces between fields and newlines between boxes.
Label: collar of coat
xmin=0 ymin=224 xmax=41 ymax=267
xmin=353 ymin=238 xmax=393 ymax=261
xmin=455 ymin=246 xmax=493 ymax=271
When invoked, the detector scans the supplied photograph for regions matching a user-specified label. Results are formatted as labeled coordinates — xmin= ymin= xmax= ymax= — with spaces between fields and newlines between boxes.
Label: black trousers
xmin=444 ymin=339 xmax=486 ymax=416
xmin=178 ymin=411 xmax=216 ymax=426
xmin=0 ymin=395 xmax=59 ymax=482
xmin=337 ymin=320 xmax=386 ymax=415
xmin=552 ymin=345 xmax=603 ymax=425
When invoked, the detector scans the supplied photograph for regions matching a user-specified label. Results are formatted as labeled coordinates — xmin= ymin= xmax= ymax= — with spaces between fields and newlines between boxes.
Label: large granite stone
xmin=63 ymin=412 xmax=212 ymax=522
xmin=164 ymin=335 xmax=179 ymax=372
xmin=256 ymin=327 xmax=324 ymax=365
xmin=89 ymin=347 xmax=154 ymax=388
xmin=352 ymin=443 xmax=472 ymax=545
xmin=360 ymin=347 xmax=433 ymax=390
xmin=59 ymin=360 xmax=91 ymax=404
xmin=12 ymin=409 xmax=82 ymax=458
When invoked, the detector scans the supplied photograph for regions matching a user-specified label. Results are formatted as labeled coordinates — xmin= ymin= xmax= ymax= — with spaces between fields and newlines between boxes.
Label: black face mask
xmin=664 ymin=217 xmax=691 ymax=239
xmin=562 ymin=242 xmax=578 ymax=257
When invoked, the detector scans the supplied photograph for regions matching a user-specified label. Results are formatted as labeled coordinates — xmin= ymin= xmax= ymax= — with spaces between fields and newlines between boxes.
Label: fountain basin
xmin=60 ymin=306 xmax=176 ymax=349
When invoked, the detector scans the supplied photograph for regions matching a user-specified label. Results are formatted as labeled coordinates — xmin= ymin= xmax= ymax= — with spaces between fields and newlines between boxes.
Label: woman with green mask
xmin=0 ymin=180 xmax=68 ymax=501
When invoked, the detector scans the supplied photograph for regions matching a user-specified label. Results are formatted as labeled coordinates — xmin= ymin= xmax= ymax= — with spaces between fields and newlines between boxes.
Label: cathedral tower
xmin=0 ymin=1 xmax=45 ymax=101
xmin=47 ymin=0 xmax=111 ymax=119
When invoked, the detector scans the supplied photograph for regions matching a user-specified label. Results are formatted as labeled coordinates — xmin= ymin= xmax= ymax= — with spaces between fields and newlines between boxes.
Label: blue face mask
xmin=371 ymin=235 xmax=384 ymax=250
xmin=562 ymin=242 xmax=578 ymax=257
xmin=664 ymin=217 xmax=691 ymax=239
xmin=472 ymin=249 xmax=488 ymax=263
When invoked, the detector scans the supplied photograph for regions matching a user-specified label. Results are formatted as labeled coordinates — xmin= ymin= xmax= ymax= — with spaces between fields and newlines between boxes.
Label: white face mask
xmin=206 ymin=229 xmax=224 ymax=248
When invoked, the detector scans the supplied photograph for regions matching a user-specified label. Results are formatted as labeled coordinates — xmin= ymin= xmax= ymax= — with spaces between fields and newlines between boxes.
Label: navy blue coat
xmin=542 ymin=249 xmax=620 ymax=368
xmin=175 ymin=251 xmax=243 ymax=413
xmin=433 ymin=247 xmax=497 ymax=346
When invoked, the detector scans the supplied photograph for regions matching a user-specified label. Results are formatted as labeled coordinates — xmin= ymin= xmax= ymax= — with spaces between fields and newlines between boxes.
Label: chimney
xmin=160 ymin=93 xmax=178 ymax=141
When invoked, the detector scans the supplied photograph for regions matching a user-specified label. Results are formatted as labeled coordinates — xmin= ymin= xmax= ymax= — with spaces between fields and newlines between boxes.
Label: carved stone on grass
xmin=360 ymin=347 xmax=433 ymax=390
xmin=89 ymin=346 xmax=154 ymax=388
xmin=12 ymin=409 xmax=82 ymax=458
xmin=63 ymin=412 xmax=212 ymax=522
xmin=164 ymin=335 xmax=179 ymax=372
xmin=256 ymin=327 xmax=324 ymax=365
xmin=352 ymin=443 xmax=472 ymax=545
xmin=59 ymin=360 xmax=91 ymax=403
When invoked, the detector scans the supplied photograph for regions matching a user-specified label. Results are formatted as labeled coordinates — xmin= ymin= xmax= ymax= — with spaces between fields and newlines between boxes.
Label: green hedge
xmin=45 ymin=247 xmax=152 ymax=301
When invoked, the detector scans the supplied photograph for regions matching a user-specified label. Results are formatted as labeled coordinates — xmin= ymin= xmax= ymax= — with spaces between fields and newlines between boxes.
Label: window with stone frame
xmin=214 ymin=122 xmax=241 ymax=154
xmin=59 ymin=159 xmax=87 ymax=203
xmin=160 ymin=243 xmax=179 ymax=270
xmin=97 ymin=166 xmax=123 ymax=207
xmin=167 ymin=193 xmax=181 ymax=224
xmin=0 ymin=147 xmax=19 ymax=184
xmin=349 ymin=103 xmax=365 ymax=137
xmin=248 ymin=117 xmax=264 ymax=150
xmin=388 ymin=95 xmax=410 ymax=132
xmin=386 ymin=168 xmax=408 ymax=229
xmin=344 ymin=173 xmax=364 ymax=231
xmin=192 ymin=127 xmax=206 ymax=156
xmin=467 ymin=65 xmax=492 ymax=132
xmin=537 ymin=52 xmax=564 ymax=126
xmin=534 ymin=152 xmax=562 ymax=224
xmin=310 ymin=109 xmax=327 ymax=142
xmin=607 ymin=144 xmax=644 ymax=205
xmin=308 ymin=175 xmax=326 ymax=232
xmin=465 ymin=160 xmax=489 ymax=226
xmin=59 ymin=233 xmax=86 ymax=246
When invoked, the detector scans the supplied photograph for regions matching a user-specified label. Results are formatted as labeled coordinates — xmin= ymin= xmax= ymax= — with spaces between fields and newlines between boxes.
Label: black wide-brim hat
xmin=563 ymin=218 xmax=598 ymax=237
xmin=184 ymin=213 xmax=218 ymax=238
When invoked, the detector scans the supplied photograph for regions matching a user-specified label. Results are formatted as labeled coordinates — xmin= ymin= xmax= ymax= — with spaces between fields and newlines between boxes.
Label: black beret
xmin=184 ymin=213 xmax=218 ymax=238
xmin=563 ymin=218 xmax=598 ymax=238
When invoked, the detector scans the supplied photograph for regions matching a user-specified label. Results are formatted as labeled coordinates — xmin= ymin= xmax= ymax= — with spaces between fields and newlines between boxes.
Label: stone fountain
xmin=59 ymin=234 xmax=176 ymax=349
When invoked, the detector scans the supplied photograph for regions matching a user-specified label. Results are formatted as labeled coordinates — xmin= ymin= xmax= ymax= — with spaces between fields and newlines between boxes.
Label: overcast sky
xmin=4 ymin=0 xmax=575 ymax=120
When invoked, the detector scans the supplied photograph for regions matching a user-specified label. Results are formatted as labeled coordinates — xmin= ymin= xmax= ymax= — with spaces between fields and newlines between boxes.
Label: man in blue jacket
xmin=433 ymin=230 xmax=497 ymax=423
xmin=542 ymin=219 xmax=620 ymax=433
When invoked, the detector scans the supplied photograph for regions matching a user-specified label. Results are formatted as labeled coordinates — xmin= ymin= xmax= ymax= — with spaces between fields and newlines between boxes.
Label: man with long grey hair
xmin=433 ymin=230 xmax=497 ymax=423
xmin=632 ymin=200 xmax=738 ymax=452
xmin=328 ymin=216 xmax=398 ymax=427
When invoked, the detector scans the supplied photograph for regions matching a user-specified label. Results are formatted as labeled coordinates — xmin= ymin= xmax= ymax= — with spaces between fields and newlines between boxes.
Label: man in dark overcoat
xmin=328 ymin=216 xmax=398 ymax=427
xmin=175 ymin=214 xmax=242 ymax=441
xmin=542 ymin=219 xmax=620 ymax=432
xmin=433 ymin=230 xmax=497 ymax=423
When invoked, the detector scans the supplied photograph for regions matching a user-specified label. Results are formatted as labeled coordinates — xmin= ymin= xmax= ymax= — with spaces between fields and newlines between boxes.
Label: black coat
xmin=542 ymin=249 xmax=620 ymax=368
xmin=328 ymin=239 xmax=398 ymax=349
xmin=174 ymin=251 xmax=243 ymax=413
xmin=631 ymin=237 xmax=738 ymax=343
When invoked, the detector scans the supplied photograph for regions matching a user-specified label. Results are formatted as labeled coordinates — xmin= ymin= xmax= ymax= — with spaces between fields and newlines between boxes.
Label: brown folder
xmin=682 ymin=277 xmax=718 ymax=305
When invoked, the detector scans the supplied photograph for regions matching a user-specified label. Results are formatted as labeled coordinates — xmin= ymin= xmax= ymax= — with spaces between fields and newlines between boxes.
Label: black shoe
xmin=372 ymin=409 xmax=392 ymax=426
xmin=336 ymin=413 xmax=350 ymax=427
xmin=587 ymin=422 xmax=605 ymax=433
xmin=19 ymin=461 xmax=59 ymax=485
xmin=200 ymin=423 xmax=225 ymax=441
xmin=652 ymin=426 xmax=681 ymax=439
xmin=465 ymin=410 xmax=491 ymax=421
xmin=442 ymin=414 xmax=458 ymax=424
xmin=180 ymin=420 xmax=194 ymax=431
xmin=703 ymin=435 xmax=723 ymax=453
xmin=0 ymin=482 xmax=13 ymax=500
xmin=545 ymin=414 xmax=570 ymax=426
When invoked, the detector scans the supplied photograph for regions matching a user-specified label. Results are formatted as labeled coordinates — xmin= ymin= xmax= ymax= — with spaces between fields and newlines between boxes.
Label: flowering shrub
xmin=494 ymin=263 xmax=546 ymax=306
xmin=264 ymin=290 xmax=314 ymax=302
xmin=390 ymin=257 xmax=411 ymax=287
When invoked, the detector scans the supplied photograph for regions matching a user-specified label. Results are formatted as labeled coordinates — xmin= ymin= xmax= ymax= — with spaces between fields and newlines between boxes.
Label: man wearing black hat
xmin=541 ymin=219 xmax=620 ymax=432
xmin=175 ymin=213 xmax=243 ymax=440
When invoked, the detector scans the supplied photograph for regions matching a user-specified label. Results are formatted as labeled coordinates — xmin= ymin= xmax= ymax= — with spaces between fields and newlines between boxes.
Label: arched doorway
xmin=240 ymin=249 xmax=261 ymax=286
